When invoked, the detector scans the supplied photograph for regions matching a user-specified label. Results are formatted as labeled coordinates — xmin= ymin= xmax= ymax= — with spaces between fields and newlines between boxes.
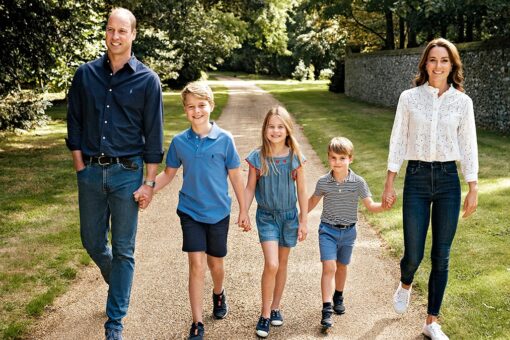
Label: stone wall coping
xmin=346 ymin=38 xmax=510 ymax=59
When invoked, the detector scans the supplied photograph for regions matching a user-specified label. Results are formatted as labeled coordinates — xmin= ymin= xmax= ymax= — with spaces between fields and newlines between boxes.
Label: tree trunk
xmin=457 ymin=13 xmax=465 ymax=42
xmin=441 ymin=23 xmax=447 ymax=38
xmin=407 ymin=21 xmax=418 ymax=47
xmin=399 ymin=16 xmax=405 ymax=49
xmin=466 ymin=15 xmax=474 ymax=42
xmin=385 ymin=9 xmax=395 ymax=50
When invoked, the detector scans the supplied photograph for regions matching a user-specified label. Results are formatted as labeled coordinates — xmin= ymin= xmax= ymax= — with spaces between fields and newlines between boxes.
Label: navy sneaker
xmin=270 ymin=309 xmax=283 ymax=326
xmin=105 ymin=328 xmax=123 ymax=340
xmin=333 ymin=294 xmax=345 ymax=314
xmin=321 ymin=305 xmax=334 ymax=333
xmin=212 ymin=289 xmax=229 ymax=319
xmin=256 ymin=316 xmax=270 ymax=338
xmin=188 ymin=322 xmax=204 ymax=340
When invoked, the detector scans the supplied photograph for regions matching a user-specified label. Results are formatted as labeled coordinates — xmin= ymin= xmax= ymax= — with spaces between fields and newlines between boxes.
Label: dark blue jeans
xmin=401 ymin=160 xmax=461 ymax=316
xmin=77 ymin=156 xmax=143 ymax=330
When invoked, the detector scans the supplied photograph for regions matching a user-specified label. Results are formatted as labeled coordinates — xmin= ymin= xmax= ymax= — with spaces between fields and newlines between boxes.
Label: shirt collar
xmin=327 ymin=169 xmax=355 ymax=183
xmin=101 ymin=53 xmax=137 ymax=73
xmin=186 ymin=122 xmax=221 ymax=140
xmin=423 ymin=82 xmax=455 ymax=97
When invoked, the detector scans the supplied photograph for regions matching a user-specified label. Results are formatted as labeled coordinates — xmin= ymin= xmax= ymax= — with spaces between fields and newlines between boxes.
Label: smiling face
xmin=265 ymin=115 xmax=288 ymax=147
xmin=425 ymin=46 xmax=452 ymax=87
xmin=184 ymin=94 xmax=213 ymax=127
xmin=105 ymin=10 xmax=136 ymax=60
xmin=328 ymin=151 xmax=352 ymax=175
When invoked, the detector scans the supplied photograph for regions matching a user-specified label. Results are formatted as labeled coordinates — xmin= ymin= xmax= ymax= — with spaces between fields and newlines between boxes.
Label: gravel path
xmin=30 ymin=77 xmax=424 ymax=339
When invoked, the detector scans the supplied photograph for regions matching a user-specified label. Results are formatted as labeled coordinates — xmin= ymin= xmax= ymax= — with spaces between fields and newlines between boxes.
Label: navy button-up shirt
xmin=66 ymin=54 xmax=164 ymax=163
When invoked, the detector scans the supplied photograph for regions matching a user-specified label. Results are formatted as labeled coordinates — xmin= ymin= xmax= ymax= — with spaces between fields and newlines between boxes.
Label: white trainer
xmin=393 ymin=282 xmax=411 ymax=314
xmin=423 ymin=322 xmax=449 ymax=340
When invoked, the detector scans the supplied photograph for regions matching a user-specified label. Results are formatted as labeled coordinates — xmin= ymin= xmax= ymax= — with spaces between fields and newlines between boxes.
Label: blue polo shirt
xmin=166 ymin=122 xmax=241 ymax=224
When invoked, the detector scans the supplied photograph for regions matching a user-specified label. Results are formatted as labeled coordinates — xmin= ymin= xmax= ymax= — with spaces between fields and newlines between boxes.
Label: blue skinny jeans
xmin=77 ymin=156 xmax=143 ymax=330
xmin=401 ymin=160 xmax=461 ymax=316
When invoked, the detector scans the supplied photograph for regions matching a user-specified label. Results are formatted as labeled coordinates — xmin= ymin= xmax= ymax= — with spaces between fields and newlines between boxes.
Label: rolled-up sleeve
xmin=66 ymin=68 xmax=84 ymax=151
xmin=142 ymin=73 xmax=164 ymax=163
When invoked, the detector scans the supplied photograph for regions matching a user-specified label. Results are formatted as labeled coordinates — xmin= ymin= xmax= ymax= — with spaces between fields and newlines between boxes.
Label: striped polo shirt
xmin=313 ymin=169 xmax=371 ymax=225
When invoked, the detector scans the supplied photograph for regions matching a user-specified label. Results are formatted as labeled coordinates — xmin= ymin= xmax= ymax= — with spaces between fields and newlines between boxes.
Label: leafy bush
xmin=292 ymin=60 xmax=316 ymax=81
xmin=319 ymin=68 xmax=334 ymax=80
xmin=0 ymin=92 xmax=50 ymax=131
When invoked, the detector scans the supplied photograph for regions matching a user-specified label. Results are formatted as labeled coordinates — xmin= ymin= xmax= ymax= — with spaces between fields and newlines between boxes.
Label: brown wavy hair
xmin=413 ymin=38 xmax=464 ymax=92
xmin=259 ymin=106 xmax=304 ymax=176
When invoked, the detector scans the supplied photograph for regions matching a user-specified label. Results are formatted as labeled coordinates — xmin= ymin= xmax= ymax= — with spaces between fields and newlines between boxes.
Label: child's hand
xmin=382 ymin=189 xmax=397 ymax=209
xmin=237 ymin=212 xmax=251 ymax=232
xmin=298 ymin=223 xmax=308 ymax=242
xmin=133 ymin=191 xmax=150 ymax=209
xmin=382 ymin=198 xmax=394 ymax=210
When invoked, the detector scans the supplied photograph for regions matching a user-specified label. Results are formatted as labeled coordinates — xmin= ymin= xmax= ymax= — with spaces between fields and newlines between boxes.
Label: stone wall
xmin=345 ymin=40 xmax=510 ymax=133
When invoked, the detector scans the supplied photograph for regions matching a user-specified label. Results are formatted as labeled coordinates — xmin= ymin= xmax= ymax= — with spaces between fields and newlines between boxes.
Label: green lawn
xmin=251 ymin=79 xmax=510 ymax=339
xmin=0 ymin=83 xmax=227 ymax=340
xmin=1 ymin=77 xmax=508 ymax=339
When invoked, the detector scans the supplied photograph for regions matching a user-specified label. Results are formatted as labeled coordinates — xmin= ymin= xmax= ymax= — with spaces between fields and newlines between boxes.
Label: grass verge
xmin=0 ymin=83 xmax=227 ymax=339
xmin=252 ymin=79 xmax=510 ymax=339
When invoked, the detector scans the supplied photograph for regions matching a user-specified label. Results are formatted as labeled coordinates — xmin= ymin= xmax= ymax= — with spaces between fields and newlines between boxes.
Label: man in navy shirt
xmin=66 ymin=7 xmax=163 ymax=340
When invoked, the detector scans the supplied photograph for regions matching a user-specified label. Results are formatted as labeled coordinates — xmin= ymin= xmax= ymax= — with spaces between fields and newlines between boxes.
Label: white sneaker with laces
xmin=422 ymin=322 xmax=449 ymax=340
xmin=393 ymin=282 xmax=411 ymax=314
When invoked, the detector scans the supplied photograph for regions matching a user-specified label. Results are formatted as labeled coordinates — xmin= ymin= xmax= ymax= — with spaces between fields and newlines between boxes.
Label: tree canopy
xmin=0 ymin=0 xmax=509 ymax=129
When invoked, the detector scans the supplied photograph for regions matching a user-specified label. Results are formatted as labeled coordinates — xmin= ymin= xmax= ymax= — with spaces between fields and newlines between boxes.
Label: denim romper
xmin=246 ymin=149 xmax=305 ymax=247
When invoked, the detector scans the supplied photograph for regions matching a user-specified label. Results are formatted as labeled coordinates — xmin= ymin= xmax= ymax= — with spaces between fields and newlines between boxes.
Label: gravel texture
xmin=29 ymin=77 xmax=424 ymax=339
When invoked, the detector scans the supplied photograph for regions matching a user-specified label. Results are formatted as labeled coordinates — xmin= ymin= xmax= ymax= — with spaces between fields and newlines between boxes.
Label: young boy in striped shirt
xmin=308 ymin=137 xmax=392 ymax=332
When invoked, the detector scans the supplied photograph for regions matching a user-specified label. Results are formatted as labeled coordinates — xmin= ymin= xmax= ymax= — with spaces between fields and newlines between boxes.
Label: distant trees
xmin=0 ymin=0 xmax=104 ymax=130
xmin=1 ymin=0 xmax=509 ymax=130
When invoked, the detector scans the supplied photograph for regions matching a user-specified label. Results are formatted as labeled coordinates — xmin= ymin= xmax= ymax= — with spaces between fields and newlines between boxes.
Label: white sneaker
xmin=393 ymin=282 xmax=411 ymax=314
xmin=423 ymin=322 xmax=449 ymax=340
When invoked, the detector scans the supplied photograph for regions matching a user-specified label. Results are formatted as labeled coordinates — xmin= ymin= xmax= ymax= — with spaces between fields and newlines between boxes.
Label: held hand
xmin=133 ymin=185 xmax=154 ymax=210
xmin=462 ymin=189 xmax=478 ymax=218
xmin=237 ymin=212 xmax=251 ymax=232
xmin=382 ymin=187 xmax=397 ymax=209
xmin=298 ymin=223 xmax=308 ymax=242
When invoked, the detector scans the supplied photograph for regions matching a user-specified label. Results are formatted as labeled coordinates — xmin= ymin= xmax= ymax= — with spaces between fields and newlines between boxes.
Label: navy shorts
xmin=177 ymin=210 xmax=230 ymax=258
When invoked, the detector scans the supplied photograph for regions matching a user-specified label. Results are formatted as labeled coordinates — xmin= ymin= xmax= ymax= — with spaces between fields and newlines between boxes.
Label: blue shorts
xmin=177 ymin=210 xmax=229 ymax=258
xmin=318 ymin=222 xmax=357 ymax=264
xmin=256 ymin=207 xmax=299 ymax=248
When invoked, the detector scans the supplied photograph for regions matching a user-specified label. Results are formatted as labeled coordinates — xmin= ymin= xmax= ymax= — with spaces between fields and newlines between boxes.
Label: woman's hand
xmin=462 ymin=182 xmax=478 ymax=218
xmin=382 ymin=171 xmax=398 ymax=209
xmin=382 ymin=186 xmax=397 ymax=209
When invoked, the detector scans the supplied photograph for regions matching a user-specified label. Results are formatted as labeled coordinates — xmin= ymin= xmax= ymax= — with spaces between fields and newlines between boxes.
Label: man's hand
xmin=133 ymin=184 xmax=154 ymax=209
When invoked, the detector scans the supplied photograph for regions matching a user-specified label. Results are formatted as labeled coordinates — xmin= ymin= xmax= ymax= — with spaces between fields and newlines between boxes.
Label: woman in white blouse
xmin=382 ymin=38 xmax=478 ymax=340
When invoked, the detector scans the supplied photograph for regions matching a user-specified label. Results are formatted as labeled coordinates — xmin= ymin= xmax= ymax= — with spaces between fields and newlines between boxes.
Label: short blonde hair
xmin=181 ymin=81 xmax=214 ymax=106
xmin=328 ymin=137 xmax=353 ymax=157
xmin=109 ymin=7 xmax=137 ymax=32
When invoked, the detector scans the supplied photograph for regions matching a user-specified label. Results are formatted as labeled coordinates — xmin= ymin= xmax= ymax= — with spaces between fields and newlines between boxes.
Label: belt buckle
xmin=97 ymin=156 xmax=110 ymax=166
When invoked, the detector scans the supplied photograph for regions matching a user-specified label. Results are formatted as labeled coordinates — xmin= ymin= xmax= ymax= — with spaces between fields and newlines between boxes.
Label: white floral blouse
xmin=387 ymin=83 xmax=478 ymax=182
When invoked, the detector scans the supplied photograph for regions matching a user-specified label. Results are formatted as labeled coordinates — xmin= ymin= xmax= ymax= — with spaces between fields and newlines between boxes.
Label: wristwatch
xmin=143 ymin=180 xmax=156 ymax=188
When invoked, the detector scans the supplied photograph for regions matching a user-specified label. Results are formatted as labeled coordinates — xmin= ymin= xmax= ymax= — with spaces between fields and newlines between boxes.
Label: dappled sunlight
xmin=476 ymin=178 xmax=510 ymax=195
xmin=162 ymin=92 xmax=180 ymax=97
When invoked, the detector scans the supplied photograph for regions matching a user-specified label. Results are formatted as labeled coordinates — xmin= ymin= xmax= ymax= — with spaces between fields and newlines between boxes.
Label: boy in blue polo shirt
xmin=136 ymin=81 xmax=250 ymax=340
xmin=308 ymin=137 xmax=392 ymax=333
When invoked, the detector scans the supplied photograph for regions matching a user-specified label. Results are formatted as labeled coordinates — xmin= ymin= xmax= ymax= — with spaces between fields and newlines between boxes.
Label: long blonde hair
xmin=259 ymin=106 xmax=304 ymax=176
xmin=414 ymin=38 xmax=465 ymax=92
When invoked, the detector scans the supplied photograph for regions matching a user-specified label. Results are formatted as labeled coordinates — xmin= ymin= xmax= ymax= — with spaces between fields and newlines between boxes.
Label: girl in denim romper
xmin=245 ymin=106 xmax=308 ymax=338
